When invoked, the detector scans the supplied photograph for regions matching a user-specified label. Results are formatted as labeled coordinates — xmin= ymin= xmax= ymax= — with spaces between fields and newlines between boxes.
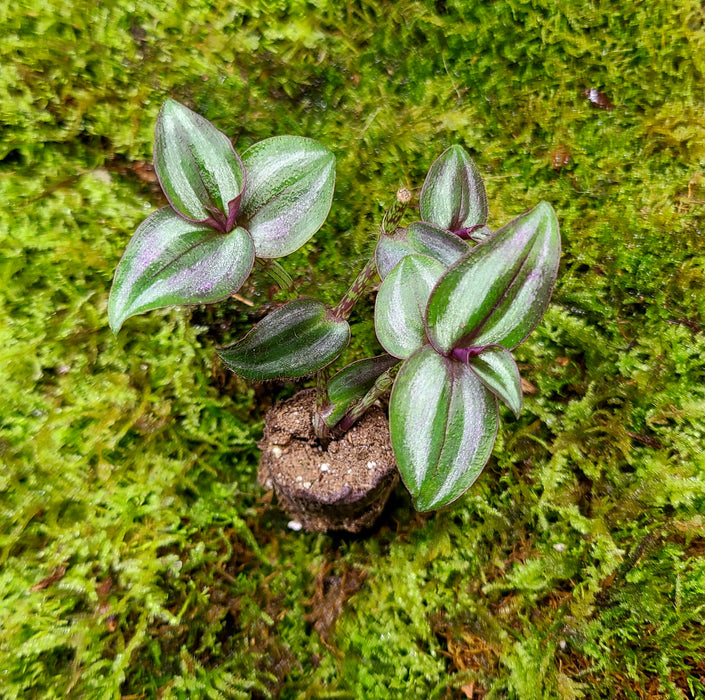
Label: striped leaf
xmin=154 ymin=99 xmax=245 ymax=232
xmin=218 ymin=299 xmax=349 ymax=380
xmin=419 ymin=145 xmax=488 ymax=233
xmin=321 ymin=354 xmax=400 ymax=428
xmin=375 ymin=221 xmax=469 ymax=280
xmin=466 ymin=345 xmax=523 ymax=418
xmin=374 ymin=254 xmax=445 ymax=359
xmin=426 ymin=201 xmax=561 ymax=354
xmin=390 ymin=345 xmax=499 ymax=511
xmin=108 ymin=207 xmax=254 ymax=332
xmin=239 ymin=136 xmax=335 ymax=258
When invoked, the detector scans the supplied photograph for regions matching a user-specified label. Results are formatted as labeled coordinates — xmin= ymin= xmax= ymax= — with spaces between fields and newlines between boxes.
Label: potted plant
xmin=109 ymin=100 xmax=560 ymax=532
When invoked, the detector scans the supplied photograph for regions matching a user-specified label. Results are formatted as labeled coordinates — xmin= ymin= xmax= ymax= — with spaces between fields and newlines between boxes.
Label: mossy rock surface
xmin=1 ymin=1 xmax=705 ymax=698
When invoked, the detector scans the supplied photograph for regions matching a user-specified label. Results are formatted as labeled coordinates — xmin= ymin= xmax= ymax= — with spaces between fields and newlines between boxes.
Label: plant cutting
xmin=109 ymin=99 xmax=560 ymax=532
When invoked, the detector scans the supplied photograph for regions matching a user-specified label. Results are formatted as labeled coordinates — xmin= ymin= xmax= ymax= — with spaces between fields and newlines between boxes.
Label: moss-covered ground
xmin=2 ymin=1 xmax=705 ymax=697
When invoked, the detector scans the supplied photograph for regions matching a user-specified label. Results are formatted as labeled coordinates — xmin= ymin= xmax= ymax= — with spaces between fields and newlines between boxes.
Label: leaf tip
xmin=160 ymin=97 xmax=182 ymax=115
xmin=533 ymin=200 xmax=560 ymax=230
xmin=107 ymin=306 xmax=124 ymax=335
xmin=511 ymin=397 xmax=523 ymax=420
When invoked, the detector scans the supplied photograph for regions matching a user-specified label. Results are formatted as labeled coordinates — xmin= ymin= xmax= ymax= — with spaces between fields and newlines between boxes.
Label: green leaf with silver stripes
xmin=154 ymin=99 xmax=245 ymax=232
xmin=218 ymin=298 xmax=349 ymax=380
xmin=374 ymin=254 xmax=445 ymax=360
xmin=389 ymin=345 xmax=499 ymax=511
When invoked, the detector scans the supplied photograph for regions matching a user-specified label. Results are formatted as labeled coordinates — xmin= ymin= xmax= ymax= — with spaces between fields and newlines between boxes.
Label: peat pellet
xmin=258 ymin=390 xmax=397 ymax=533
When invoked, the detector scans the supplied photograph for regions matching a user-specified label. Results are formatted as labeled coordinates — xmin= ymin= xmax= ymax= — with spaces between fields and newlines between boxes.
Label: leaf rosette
xmin=109 ymin=99 xmax=335 ymax=332
xmin=384 ymin=200 xmax=561 ymax=510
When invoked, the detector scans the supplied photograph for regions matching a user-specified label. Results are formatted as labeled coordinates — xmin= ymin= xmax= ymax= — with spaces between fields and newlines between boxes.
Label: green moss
xmin=2 ymin=0 xmax=705 ymax=697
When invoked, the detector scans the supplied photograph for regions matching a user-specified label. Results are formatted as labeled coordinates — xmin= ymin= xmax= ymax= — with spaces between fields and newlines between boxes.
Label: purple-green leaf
xmin=426 ymin=201 xmax=561 ymax=354
xmin=154 ymin=99 xmax=245 ymax=232
xmin=108 ymin=207 xmax=254 ymax=333
xmin=419 ymin=145 xmax=488 ymax=233
xmin=390 ymin=345 xmax=499 ymax=511
xmin=239 ymin=136 xmax=335 ymax=258
xmin=374 ymin=254 xmax=445 ymax=359
xmin=462 ymin=345 xmax=523 ymax=418
xmin=321 ymin=354 xmax=400 ymax=428
xmin=218 ymin=299 xmax=349 ymax=380
xmin=375 ymin=221 xmax=469 ymax=280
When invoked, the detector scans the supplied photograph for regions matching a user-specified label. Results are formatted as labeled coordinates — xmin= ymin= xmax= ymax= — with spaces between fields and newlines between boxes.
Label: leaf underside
xmin=390 ymin=345 xmax=499 ymax=511
xmin=218 ymin=298 xmax=350 ymax=380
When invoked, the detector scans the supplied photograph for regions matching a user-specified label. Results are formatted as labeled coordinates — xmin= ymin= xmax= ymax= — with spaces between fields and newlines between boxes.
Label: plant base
xmin=258 ymin=390 xmax=397 ymax=533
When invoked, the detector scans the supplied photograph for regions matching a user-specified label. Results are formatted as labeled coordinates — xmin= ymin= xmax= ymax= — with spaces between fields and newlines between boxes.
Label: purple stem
xmin=382 ymin=188 xmax=412 ymax=235
xmin=312 ymin=367 xmax=331 ymax=444
xmin=332 ymin=188 xmax=412 ymax=321
xmin=450 ymin=346 xmax=486 ymax=363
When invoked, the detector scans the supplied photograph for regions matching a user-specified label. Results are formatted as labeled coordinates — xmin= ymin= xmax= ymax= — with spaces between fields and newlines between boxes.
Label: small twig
xmin=230 ymin=293 xmax=254 ymax=307
xmin=443 ymin=55 xmax=463 ymax=101
xmin=30 ymin=564 xmax=67 ymax=592
xmin=594 ymin=524 xmax=667 ymax=607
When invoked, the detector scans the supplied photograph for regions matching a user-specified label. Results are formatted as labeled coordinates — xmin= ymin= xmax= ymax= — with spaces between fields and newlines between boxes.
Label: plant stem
xmin=317 ymin=188 xmax=410 ymax=438
xmin=382 ymin=187 xmax=411 ymax=235
xmin=312 ymin=368 xmax=331 ymax=444
xmin=331 ymin=188 xmax=412 ymax=321
xmin=331 ymin=256 xmax=378 ymax=321
xmin=255 ymin=258 xmax=294 ymax=292
xmin=337 ymin=363 xmax=400 ymax=433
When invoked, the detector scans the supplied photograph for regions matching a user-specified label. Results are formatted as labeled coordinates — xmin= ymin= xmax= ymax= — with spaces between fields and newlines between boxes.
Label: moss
xmin=2 ymin=0 xmax=705 ymax=697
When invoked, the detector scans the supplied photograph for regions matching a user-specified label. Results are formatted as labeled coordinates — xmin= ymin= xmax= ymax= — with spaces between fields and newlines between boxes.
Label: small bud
xmin=396 ymin=188 xmax=411 ymax=204
xmin=382 ymin=188 xmax=411 ymax=235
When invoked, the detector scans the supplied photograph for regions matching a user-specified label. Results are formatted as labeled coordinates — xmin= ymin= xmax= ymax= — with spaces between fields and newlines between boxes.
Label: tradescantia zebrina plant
xmin=109 ymin=101 xmax=560 ymax=514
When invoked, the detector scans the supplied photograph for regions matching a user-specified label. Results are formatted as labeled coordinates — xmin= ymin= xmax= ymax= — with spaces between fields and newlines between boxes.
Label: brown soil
xmin=257 ymin=389 xmax=398 ymax=533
